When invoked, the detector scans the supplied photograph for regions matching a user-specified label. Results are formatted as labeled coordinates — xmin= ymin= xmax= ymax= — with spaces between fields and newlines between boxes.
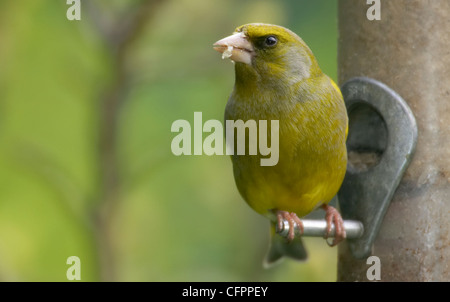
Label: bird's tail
xmin=263 ymin=221 xmax=308 ymax=268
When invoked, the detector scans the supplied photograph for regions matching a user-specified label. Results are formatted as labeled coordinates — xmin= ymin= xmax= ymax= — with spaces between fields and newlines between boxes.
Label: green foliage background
xmin=0 ymin=0 xmax=338 ymax=281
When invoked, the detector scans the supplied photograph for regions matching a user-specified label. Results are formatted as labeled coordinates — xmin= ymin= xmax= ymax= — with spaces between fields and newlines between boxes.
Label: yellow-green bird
xmin=214 ymin=23 xmax=348 ymax=265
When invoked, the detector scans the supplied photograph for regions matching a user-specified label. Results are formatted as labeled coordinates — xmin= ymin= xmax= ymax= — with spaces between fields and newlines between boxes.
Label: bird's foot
xmin=321 ymin=204 xmax=346 ymax=246
xmin=275 ymin=210 xmax=303 ymax=243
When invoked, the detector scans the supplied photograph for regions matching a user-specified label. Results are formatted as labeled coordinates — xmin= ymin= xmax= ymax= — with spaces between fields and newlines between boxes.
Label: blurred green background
xmin=0 ymin=0 xmax=338 ymax=281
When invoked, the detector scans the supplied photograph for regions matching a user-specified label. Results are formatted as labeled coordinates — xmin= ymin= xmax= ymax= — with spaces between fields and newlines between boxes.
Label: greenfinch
xmin=214 ymin=23 xmax=348 ymax=265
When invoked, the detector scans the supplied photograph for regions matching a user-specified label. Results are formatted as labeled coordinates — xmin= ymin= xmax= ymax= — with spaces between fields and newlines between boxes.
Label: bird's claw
xmin=322 ymin=204 xmax=346 ymax=246
xmin=276 ymin=210 xmax=303 ymax=243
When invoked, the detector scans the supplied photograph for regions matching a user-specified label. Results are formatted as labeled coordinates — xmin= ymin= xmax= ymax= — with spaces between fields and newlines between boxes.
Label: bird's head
xmin=214 ymin=23 xmax=322 ymax=88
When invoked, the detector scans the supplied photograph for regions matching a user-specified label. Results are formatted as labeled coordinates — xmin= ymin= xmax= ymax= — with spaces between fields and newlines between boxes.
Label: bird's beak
xmin=213 ymin=32 xmax=254 ymax=65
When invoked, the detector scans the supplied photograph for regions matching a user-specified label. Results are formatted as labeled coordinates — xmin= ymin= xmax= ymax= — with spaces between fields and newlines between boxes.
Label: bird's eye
xmin=264 ymin=36 xmax=278 ymax=47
